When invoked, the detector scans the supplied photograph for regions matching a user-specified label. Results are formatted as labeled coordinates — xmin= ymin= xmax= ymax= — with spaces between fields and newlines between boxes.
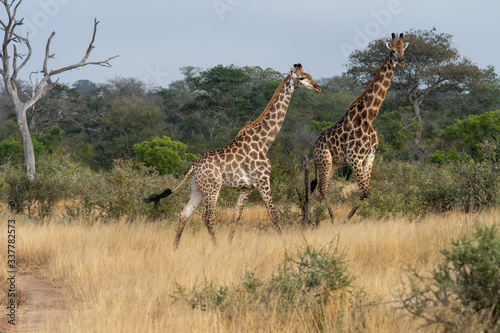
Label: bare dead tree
xmin=0 ymin=0 xmax=118 ymax=179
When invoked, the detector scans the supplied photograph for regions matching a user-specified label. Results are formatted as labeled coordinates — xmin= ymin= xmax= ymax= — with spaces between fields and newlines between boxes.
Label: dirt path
xmin=2 ymin=272 xmax=70 ymax=332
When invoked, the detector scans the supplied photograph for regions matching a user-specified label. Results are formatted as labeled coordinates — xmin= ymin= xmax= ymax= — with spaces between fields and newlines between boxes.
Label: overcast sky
xmin=13 ymin=0 xmax=500 ymax=88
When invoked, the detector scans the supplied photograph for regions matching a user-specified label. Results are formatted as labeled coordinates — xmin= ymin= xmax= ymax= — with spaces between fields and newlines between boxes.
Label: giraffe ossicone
xmin=145 ymin=64 xmax=321 ymax=248
xmin=311 ymin=33 xmax=408 ymax=222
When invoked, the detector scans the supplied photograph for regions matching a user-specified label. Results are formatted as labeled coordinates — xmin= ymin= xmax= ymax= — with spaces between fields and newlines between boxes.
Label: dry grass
xmin=1 ymin=206 xmax=499 ymax=332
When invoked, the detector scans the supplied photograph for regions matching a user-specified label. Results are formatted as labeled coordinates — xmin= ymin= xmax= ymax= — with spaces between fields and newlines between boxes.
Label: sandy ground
xmin=2 ymin=272 xmax=69 ymax=333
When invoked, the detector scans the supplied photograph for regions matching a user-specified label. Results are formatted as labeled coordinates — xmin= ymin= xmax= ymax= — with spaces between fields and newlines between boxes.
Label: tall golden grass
xmin=2 ymin=205 xmax=499 ymax=332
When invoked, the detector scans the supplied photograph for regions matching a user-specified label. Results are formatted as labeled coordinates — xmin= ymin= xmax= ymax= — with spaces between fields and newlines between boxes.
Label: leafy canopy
xmin=133 ymin=136 xmax=197 ymax=175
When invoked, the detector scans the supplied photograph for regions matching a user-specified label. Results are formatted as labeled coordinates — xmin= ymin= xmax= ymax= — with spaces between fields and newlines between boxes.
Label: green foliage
xmin=172 ymin=280 xmax=229 ymax=311
xmin=435 ymin=110 xmax=500 ymax=161
xmin=377 ymin=106 xmax=422 ymax=160
xmin=133 ymin=136 xmax=197 ymax=175
xmin=310 ymin=120 xmax=333 ymax=134
xmin=0 ymin=120 xmax=19 ymax=141
xmin=4 ymin=155 xmax=78 ymax=217
xmin=266 ymin=243 xmax=354 ymax=306
xmin=428 ymin=148 xmax=468 ymax=164
xmin=70 ymin=159 xmax=183 ymax=220
xmin=358 ymin=161 xmax=428 ymax=220
xmin=453 ymin=142 xmax=500 ymax=212
xmin=92 ymin=98 xmax=166 ymax=169
xmin=0 ymin=139 xmax=45 ymax=165
xmin=32 ymin=126 xmax=63 ymax=153
xmin=358 ymin=144 xmax=500 ymax=219
xmin=402 ymin=225 xmax=500 ymax=332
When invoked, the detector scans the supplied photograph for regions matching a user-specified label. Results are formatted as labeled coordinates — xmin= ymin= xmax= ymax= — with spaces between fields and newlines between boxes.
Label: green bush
xmin=357 ymin=161 xmax=428 ymax=220
xmin=266 ymin=243 xmax=354 ymax=307
xmin=402 ymin=225 xmax=500 ymax=332
xmin=0 ymin=139 xmax=45 ymax=165
xmin=4 ymin=157 xmax=72 ymax=217
xmin=71 ymin=159 xmax=184 ymax=220
xmin=133 ymin=136 xmax=197 ymax=175
xmin=172 ymin=242 xmax=362 ymax=330
xmin=357 ymin=144 xmax=500 ymax=219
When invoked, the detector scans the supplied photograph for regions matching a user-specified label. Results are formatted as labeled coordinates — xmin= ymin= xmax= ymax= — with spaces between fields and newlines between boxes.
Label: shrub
xmin=402 ymin=225 xmax=500 ymax=332
xmin=266 ymin=243 xmax=354 ymax=307
xmin=133 ymin=136 xmax=197 ymax=175
xmin=4 ymin=160 xmax=70 ymax=218
xmin=357 ymin=161 xmax=428 ymax=220
xmin=357 ymin=144 xmax=500 ymax=219
xmin=72 ymin=159 xmax=185 ymax=220
xmin=172 ymin=242 xmax=363 ymax=331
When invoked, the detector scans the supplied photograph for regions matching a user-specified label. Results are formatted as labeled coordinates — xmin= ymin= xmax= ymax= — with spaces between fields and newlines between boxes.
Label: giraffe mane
xmin=235 ymin=74 xmax=291 ymax=138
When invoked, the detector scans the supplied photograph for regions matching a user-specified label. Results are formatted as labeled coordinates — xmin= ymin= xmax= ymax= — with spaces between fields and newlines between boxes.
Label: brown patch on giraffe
xmin=372 ymin=97 xmax=382 ymax=108
xmin=343 ymin=122 xmax=352 ymax=132
xmin=362 ymin=121 xmax=370 ymax=132
xmin=365 ymin=93 xmax=374 ymax=106
xmin=352 ymin=114 xmax=362 ymax=127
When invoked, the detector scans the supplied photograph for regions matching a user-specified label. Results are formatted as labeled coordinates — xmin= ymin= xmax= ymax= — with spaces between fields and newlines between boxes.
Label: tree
xmin=0 ymin=0 xmax=117 ymax=179
xmin=133 ymin=136 xmax=197 ymax=175
xmin=345 ymin=28 xmax=485 ymax=149
xmin=377 ymin=106 xmax=422 ymax=161
xmin=430 ymin=110 xmax=500 ymax=162
xmin=92 ymin=98 xmax=166 ymax=170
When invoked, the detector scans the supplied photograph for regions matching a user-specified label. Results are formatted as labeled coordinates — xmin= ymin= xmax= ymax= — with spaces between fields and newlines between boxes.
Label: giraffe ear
xmin=403 ymin=42 xmax=409 ymax=50
xmin=385 ymin=42 xmax=392 ymax=50
xmin=290 ymin=68 xmax=298 ymax=77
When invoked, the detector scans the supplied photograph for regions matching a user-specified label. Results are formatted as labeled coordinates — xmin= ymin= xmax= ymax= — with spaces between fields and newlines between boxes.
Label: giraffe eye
xmin=298 ymin=77 xmax=304 ymax=81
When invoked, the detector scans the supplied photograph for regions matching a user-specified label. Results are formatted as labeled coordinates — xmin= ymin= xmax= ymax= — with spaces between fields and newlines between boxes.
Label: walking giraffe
xmin=145 ymin=64 xmax=321 ymax=248
xmin=311 ymin=33 xmax=408 ymax=221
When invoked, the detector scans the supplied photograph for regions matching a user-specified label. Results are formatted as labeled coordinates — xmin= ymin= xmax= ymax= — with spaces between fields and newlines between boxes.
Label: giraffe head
xmin=385 ymin=33 xmax=409 ymax=66
xmin=291 ymin=64 xmax=321 ymax=92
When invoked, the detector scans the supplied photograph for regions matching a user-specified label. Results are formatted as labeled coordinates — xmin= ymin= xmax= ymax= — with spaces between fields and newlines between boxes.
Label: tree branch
xmin=23 ymin=18 xmax=118 ymax=110
xmin=43 ymin=31 xmax=55 ymax=85
xmin=43 ymin=18 xmax=118 ymax=82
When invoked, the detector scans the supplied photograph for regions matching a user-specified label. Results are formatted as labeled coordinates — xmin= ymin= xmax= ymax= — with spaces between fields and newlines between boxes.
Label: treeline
xmin=1 ymin=63 xmax=499 ymax=173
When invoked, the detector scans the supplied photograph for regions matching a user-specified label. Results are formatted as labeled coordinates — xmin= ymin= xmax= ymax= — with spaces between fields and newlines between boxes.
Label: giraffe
xmin=311 ymin=33 xmax=408 ymax=221
xmin=145 ymin=64 xmax=321 ymax=248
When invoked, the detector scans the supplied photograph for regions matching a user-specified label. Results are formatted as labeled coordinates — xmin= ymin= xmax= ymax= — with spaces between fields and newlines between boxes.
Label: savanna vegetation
xmin=1 ymin=28 xmax=500 ymax=332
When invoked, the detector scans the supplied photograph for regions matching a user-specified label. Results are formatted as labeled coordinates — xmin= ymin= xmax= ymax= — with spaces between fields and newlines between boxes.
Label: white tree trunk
xmin=15 ymin=103 xmax=36 ymax=180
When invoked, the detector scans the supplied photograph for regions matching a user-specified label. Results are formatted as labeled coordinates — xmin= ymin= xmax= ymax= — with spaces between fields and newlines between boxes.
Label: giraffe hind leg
xmin=228 ymin=188 xmax=252 ymax=243
xmin=199 ymin=177 xmax=223 ymax=246
xmin=174 ymin=178 xmax=203 ymax=249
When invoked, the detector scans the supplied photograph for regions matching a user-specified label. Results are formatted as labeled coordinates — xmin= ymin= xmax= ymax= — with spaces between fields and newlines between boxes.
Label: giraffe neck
xmin=235 ymin=76 xmax=295 ymax=153
xmin=353 ymin=54 xmax=397 ymax=122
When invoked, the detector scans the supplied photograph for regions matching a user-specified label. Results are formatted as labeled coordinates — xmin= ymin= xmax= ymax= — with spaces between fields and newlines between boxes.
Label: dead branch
xmin=44 ymin=19 xmax=118 ymax=80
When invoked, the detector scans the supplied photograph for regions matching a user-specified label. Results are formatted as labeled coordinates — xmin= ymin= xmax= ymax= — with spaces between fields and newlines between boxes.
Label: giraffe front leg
xmin=256 ymin=178 xmax=282 ymax=234
xmin=228 ymin=188 xmax=252 ymax=243
xmin=345 ymin=160 xmax=369 ymax=220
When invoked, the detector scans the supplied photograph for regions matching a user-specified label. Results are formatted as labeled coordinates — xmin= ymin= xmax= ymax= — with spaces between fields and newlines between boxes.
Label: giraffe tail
xmin=310 ymin=164 xmax=318 ymax=192
xmin=310 ymin=179 xmax=318 ymax=193
xmin=143 ymin=162 xmax=197 ymax=208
